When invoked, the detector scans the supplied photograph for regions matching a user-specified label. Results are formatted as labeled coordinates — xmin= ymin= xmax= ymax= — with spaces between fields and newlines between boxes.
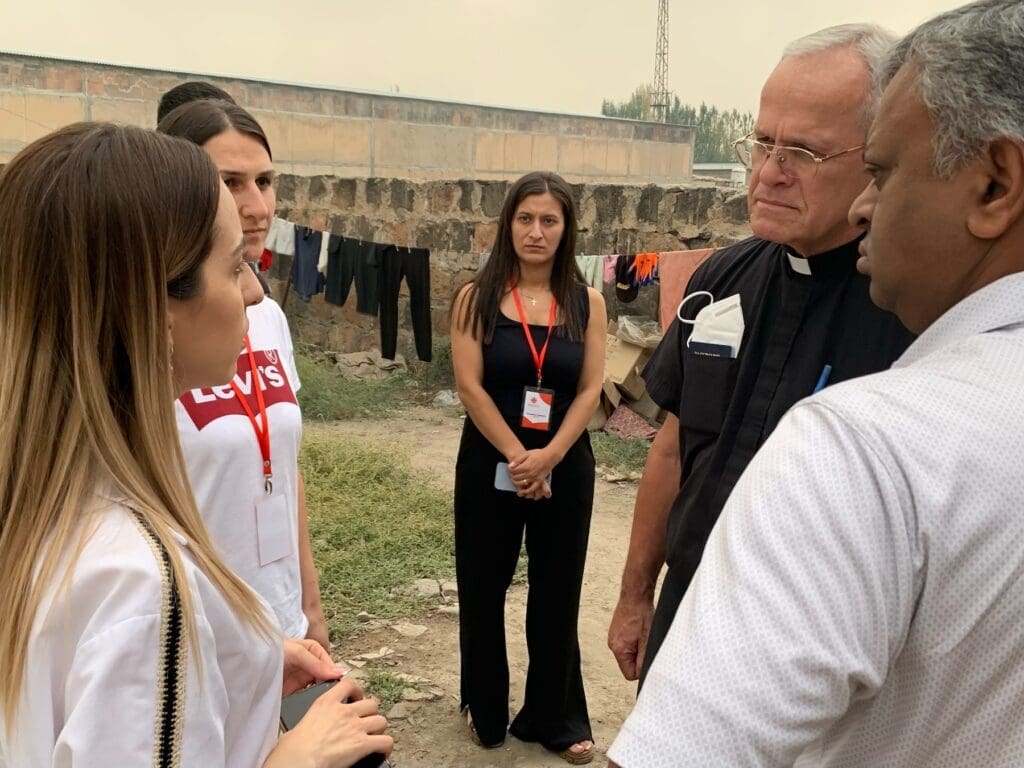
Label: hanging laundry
xmin=292 ymin=226 xmax=325 ymax=301
xmin=265 ymin=217 xmax=296 ymax=256
xmin=324 ymin=237 xmax=381 ymax=316
xmin=259 ymin=248 xmax=273 ymax=273
xmin=633 ymin=252 xmax=659 ymax=286
xmin=317 ymin=230 xmax=332 ymax=274
xmin=615 ymin=254 xmax=638 ymax=303
xmin=603 ymin=254 xmax=619 ymax=285
xmin=574 ymin=254 xmax=604 ymax=289
xmin=657 ymin=249 xmax=716 ymax=331
xmin=379 ymin=245 xmax=432 ymax=362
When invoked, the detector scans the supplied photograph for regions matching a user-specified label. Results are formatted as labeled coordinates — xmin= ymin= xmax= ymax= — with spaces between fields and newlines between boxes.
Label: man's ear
xmin=966 ymin=137 xmax=1024 ymax=240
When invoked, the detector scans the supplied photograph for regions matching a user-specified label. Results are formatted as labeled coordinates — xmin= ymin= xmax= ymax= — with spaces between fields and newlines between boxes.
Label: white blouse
xmin=0 ymin=498 xmax=283 ymax=768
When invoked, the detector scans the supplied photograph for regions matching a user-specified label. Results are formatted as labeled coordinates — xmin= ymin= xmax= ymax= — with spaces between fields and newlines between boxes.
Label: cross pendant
xmin=530 ymin=297 xmax=537 ymax=307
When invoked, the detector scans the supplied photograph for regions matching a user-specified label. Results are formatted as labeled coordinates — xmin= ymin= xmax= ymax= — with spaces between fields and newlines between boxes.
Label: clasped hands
xmin=507 ymin=447 xmax=559 ymax=500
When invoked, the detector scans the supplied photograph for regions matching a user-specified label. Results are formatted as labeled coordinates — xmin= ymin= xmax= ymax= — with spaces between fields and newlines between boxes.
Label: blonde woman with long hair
xmin=0 ymin=122 xmax=391 ymax=767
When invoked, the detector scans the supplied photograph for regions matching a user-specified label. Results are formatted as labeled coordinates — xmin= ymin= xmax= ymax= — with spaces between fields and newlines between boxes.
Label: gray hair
xmin=882 ymin=0 xmax=1024 ymax=178
xmin=782 ymin=23 xmax=898 ymax=128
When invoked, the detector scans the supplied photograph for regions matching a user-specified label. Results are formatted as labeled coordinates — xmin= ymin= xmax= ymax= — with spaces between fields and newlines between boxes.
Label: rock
xmin=721 ymin=191 xmax=749 ymax=224
xmin=387 ymin=702 xmax=413 ymax=720
xmin=335 ymin=350 xmax=407 ymax=381
xmin=356 ymin=611 xmax=376 ymax=623
xmin=437 ymin=605 xmax=460 ymax=617
xmin=401 ymin=688 xmax=439 ymax=702
xmin=351 ymin=647 xmax=394 ymax=662
xmin=440 ymin=580 xmax=459 ymax=598
xmin=346 ymin=659 xmax=366 ymax=669
xmin=393 ymin=622 xmax=428 ymax=638
xmin=345 ymin=667 xmax=368 ymax=681
xmin=395 ymin=673 xmax=433 ymax=685
xmin=432 ymin=389 xmax=460 ymax=408
xmin=411 ymin=578 xmax=440 ymax=598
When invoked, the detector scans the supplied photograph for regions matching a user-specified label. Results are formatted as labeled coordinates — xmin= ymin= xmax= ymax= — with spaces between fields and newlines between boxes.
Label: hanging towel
xmin=657 ymin=249 xmax=716 ymax=330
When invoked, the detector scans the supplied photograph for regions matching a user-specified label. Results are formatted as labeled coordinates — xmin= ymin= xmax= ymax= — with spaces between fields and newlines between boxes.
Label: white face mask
xmin=678 ymin=291 xmax=745 ymax=357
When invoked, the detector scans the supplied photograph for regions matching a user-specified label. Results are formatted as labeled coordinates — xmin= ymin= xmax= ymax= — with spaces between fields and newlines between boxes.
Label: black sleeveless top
xmin=476 ymin=284 xmax=590 ymax=451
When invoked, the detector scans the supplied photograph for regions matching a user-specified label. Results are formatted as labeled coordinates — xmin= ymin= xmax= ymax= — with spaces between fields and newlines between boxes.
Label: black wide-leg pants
xmin=454 ymin=428 xmax=594 ymax=751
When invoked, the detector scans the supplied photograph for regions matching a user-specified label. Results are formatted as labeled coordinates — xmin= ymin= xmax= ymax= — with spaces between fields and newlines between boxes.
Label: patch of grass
xmin=364 ymin=670 xmax=408 ymax=713
xmin=591 ymin=431 xmax=651 ymax=475
xmin=406 ymin=339 xmax=456 ymax=393
xmin=295 ymin=350 xmax=412 ymax=421
xmin=301 ymin=427 xmax=455 ymax=641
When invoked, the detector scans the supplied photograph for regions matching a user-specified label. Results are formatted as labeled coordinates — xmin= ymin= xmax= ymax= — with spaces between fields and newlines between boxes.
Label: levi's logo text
xmin=179 ymin=349 xmax=296 ymax=430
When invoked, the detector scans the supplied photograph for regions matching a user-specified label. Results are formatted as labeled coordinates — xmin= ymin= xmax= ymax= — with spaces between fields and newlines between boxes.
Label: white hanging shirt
xmin=264 ymin=217 xmax=296 ymax=256
xmin=176 ymin=298 xmax=307 ymax=638
xmin=0 ymin=497 xmax=283 ymax=767
xmin=610 ymin=272 xmax=1024 ymax=767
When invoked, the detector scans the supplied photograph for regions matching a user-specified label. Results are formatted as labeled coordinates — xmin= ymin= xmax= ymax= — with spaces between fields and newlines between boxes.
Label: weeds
xmin=300 ymin=425 xmax=455 ymax=641
xmin=364 ymin=670 xmax=409 ymax=713
xmin=295 ymin=339 xmax=457 ymax=422
xmin=591 ymin=431 xmax=651 ymax=475
xmin=295 ymin=352 xmax=410 ymax=421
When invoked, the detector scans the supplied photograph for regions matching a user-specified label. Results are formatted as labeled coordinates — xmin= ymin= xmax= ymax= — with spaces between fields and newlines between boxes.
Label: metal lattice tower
xmin=651 ymin=0 xmax=670 ymax=123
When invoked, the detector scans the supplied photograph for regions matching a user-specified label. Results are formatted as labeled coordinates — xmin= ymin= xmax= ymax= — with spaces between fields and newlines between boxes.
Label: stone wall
xmin=0 ymin=52 xmax=695 ymax=184
xmin=268 ymin=175 xmax=751 ymax=362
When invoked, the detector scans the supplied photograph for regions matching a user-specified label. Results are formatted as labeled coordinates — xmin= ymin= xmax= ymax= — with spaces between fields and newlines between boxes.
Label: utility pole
xmin=651 ymin=0 xmax=670 ymax=123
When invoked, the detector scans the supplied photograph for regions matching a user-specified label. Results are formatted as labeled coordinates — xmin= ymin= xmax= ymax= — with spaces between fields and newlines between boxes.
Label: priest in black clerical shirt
xmin=608 ymin=24 xmax=915 ymax=686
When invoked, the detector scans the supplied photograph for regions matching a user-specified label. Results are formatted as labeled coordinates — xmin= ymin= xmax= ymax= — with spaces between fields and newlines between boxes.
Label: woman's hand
xmin=517 ymin=478 xmax=553 ymax=500
xmin=282 ymin=637 xmax=346 ymax=697
xmin=508 ymin=447 xmax=559 ymax=488
xmin=264 ymin=678 xmax=393 ymax=768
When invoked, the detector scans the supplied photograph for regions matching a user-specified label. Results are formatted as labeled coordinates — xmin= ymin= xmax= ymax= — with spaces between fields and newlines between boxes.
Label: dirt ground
xmin=322 ymin=406 xmax=640 ymax=767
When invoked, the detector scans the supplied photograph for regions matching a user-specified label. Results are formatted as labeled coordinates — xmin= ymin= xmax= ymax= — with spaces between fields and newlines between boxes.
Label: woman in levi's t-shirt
xmin=158 ymin=98 xmax=330 ymax=650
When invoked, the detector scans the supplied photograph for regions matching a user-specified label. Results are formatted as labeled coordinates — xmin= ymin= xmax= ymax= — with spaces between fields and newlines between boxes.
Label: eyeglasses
xmin=732 ymin=132 xmax=864 ymax=180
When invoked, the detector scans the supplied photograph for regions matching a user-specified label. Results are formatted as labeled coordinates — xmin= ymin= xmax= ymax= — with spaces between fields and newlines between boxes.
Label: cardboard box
xmin=602 ymin=378 xmax=622 ymax=409
xmin=605 ymin=333 xmax=650 ymax=401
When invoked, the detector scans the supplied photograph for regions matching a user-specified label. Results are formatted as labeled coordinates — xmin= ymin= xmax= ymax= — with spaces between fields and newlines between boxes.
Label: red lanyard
xmin=229 ymin=334 xmax=273 ymax=494
xmin=509 ymin=280 xmax=558 ymax=388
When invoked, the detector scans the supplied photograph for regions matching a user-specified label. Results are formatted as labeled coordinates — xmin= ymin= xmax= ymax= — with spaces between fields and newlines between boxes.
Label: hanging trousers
xmin=454 ymin=425 xmax=594 ymax=751
xmin=378 ymin=245 xmax=432 ymax=362
xmin=324 ymin=237 xmax=380 ymax=316
xmin=292 ymin=227 xmax=325 ymax=301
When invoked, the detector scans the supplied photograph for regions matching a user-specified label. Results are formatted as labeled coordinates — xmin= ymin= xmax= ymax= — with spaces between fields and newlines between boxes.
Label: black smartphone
xmin=279 ymin=681 xmax=390 ymax=768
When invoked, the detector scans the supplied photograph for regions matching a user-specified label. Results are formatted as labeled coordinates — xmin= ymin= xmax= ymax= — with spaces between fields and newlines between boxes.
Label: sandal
xmin=557 ymin=740 xmax=594 ymax=765
xmin=465 ymin=708 xmax=505 ymax=749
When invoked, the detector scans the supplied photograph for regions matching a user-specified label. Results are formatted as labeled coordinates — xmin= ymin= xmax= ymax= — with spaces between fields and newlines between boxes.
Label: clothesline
xmin=264 ymin=213 xmax=714 ymax=356
xmin=263 ymin=217 xmax=434 ymax=363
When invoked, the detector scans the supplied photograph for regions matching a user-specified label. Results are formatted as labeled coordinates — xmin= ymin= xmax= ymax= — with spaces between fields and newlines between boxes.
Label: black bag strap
xmin=129 ymin=510 xmax=186 ymax=768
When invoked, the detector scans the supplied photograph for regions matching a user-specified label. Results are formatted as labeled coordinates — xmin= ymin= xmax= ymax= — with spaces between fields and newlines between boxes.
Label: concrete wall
xmin=0 ymin=52 xmax=695 ymax=184
xmin=269 ymin=175 xmax=751 ymax=361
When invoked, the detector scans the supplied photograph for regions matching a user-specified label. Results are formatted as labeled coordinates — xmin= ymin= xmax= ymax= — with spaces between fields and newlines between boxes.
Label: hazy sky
xmin=3 ymin=0 xmax=964 ymax=116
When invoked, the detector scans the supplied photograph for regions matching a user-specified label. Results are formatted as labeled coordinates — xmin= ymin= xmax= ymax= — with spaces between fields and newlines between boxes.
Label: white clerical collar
xmin=786 ymin=251 xmax=813 ymax=275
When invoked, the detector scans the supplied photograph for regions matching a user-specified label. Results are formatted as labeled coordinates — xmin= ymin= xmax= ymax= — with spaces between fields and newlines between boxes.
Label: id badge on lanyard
xmin=510 ymin=281 xmax=557 ymax=432
xmin=230 ymin=335 xmax=289 ymax=566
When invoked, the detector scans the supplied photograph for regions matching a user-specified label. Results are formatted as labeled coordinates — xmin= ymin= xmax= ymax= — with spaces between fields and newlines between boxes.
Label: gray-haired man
xmin=608 ymin=23 xmax=913 ymax=686
xmin=610 ymin=1 xmax=1024 ymax=765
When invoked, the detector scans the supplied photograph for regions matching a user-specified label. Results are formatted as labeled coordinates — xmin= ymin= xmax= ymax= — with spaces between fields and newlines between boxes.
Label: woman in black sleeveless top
xmin=450 ymin=171 xmax=606 ymax=764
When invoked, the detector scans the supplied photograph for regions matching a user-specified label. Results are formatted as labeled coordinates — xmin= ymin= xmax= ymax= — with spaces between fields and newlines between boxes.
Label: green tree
xmin=601 ymin=86 xmax=754 ymax=163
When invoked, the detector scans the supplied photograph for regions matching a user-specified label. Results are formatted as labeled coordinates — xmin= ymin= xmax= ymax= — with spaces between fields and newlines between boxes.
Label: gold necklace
xmin=518 ymin=287 xmax=548 ymax=307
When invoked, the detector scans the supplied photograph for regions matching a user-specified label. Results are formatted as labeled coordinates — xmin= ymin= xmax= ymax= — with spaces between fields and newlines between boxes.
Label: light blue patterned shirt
xmin=611 ymin=272 xmax=1024 ymax=767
